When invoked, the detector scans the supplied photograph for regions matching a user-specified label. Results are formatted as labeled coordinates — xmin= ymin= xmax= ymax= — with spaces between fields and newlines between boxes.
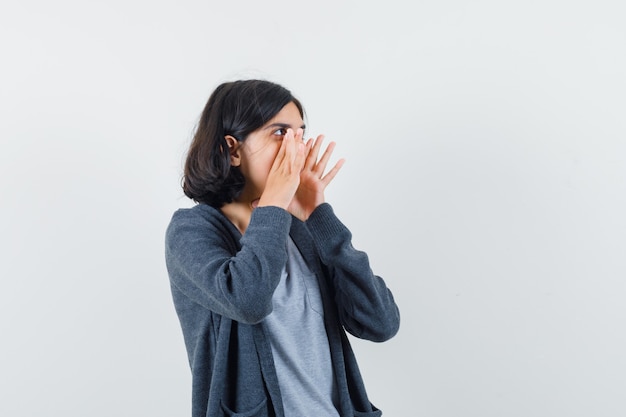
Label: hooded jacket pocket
xmin=220 ymin=398 xmax=268 ymax=417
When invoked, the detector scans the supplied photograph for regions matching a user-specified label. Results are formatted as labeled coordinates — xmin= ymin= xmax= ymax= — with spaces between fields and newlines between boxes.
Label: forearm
xmin=306 ymin=204 xmax=400 ymax=341
xmin=166 ymin=206 xmax=292 ymax=324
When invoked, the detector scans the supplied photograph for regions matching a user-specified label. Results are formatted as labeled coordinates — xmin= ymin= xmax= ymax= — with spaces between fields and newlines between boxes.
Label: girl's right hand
xmin=257 ymin=128 xmax=309 ymax=210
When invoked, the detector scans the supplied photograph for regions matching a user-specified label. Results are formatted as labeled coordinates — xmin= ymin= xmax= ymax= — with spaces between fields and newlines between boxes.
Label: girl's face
xmin=234 ymin=101 xmax=305 ymax=205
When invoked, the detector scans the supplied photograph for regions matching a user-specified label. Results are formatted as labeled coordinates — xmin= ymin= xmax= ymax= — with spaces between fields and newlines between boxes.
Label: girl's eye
xmin=273 ymin=128 xmax=288 ymax=137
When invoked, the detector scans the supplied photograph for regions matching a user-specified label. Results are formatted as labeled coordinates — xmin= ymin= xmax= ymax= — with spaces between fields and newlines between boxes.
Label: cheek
xmin=258 ymin=154 xmax=277 ymax=180
xmin=248 ymin=146 xmax=280 ymax=183
xmin=262 ymin=143 xmax=281 ymax=168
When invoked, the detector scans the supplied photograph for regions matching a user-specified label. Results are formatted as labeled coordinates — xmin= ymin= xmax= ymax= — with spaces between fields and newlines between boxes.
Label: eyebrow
xmin=264 ymin=122 xmax=306 ymax=131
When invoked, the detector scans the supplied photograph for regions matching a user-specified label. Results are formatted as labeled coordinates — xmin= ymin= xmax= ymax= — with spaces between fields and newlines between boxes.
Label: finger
xmin=271 ymin=128 xmax=295 ymax=173
xmin=290 ymin=128 xmax=304 ymax=165
xmin=314 ymin=140 xmax=337 ymax=176
xmin=286 ymin=129 xmax=308 ymax=175
xmin=271 ymin=130 xmax=289 ymax=171
xmin=304 ymin=134 xmax=324 ymax=170
xmin=300 ymin=138 xmax=314 ymax=171
xmin=283 ymin=128 xmax=297 ymax=165
xmin=320 ymin=158 xmax=345 ymax=185
xmin=294 ymin=139 xmax=307 ymax=171
xmin=294 ymin=128 xmax=304 ymax=142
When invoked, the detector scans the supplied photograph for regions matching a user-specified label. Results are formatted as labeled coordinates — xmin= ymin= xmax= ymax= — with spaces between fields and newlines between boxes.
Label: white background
xmin=1 ymin=1 xmax=625 ymax=416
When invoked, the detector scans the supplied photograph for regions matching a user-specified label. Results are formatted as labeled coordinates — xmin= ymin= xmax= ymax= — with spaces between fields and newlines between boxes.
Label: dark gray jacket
xmin=165 ymin=203 xmax=400 ymax=417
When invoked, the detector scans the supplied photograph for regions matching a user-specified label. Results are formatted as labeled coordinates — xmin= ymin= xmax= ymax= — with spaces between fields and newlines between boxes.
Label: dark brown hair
xmin=182 ymin=80 xmax=303 ymax=207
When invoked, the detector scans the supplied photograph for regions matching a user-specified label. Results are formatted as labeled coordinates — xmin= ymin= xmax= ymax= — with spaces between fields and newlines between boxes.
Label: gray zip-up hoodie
xmin=165 ymin=203 xmax=400 ymax=417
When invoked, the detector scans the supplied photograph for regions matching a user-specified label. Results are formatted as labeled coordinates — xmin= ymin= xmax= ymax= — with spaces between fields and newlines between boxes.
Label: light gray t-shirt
xmin=264 ymin=237 xmax=340 ymax=417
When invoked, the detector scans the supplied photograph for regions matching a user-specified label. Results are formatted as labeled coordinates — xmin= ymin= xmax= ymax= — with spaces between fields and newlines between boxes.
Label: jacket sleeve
xmin=305 ymin=203 xmax=400 ymax=342
xmin=165 ymin=205 xmax=292 ymax=324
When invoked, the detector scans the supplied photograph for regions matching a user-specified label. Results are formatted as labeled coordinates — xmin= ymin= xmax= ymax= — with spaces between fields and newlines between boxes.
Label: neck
xmin=220 ymin=200 xmax=254 ymax=235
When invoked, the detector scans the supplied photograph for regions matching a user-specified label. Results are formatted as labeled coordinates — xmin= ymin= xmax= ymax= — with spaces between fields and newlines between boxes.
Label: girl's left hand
xmin=288 ymin=135 xmax=345 ymax=221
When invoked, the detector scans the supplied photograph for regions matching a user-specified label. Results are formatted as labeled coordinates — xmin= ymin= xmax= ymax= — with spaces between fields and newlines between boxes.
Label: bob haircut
xmin=183 ymin=79 xmax=304 ymax=207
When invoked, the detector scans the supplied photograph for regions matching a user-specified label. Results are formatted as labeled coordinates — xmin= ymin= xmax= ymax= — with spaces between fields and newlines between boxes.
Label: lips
xmin=251 ymin=198 xmax=260 ymax=209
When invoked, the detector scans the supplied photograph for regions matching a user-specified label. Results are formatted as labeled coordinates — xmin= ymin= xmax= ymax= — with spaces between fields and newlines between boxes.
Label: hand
xmin=288 ymin=134 xmax=345 ymax=221
xmin=257 ymin=128 xmax=308 ymax=210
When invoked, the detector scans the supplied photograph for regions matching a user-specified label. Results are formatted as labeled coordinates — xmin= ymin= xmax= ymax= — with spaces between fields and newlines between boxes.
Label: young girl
xmin=165 ymin=79 xmax=400 ymax=417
